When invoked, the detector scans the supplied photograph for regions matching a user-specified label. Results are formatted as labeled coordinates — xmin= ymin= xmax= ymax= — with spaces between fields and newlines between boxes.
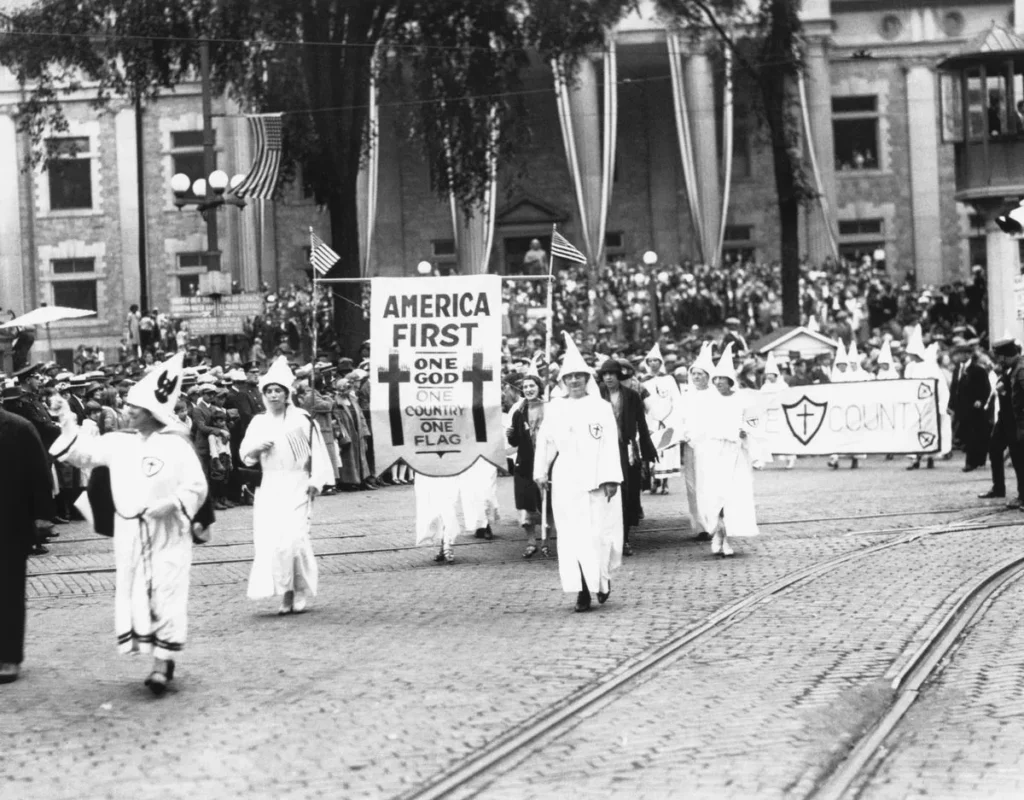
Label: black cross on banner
xmin=378 ymin=353 xmax=410 ymax=446
xmin=462 ymin=351 xmax=492 ymax=442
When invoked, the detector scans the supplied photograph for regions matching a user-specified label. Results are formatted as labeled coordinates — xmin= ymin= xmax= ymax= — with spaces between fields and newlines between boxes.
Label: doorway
xmin=503 ymin=235 xmax=552 ymax=275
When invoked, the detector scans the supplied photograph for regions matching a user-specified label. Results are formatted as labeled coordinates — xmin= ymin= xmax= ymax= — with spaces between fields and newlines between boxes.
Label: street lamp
xmin=642 ymin=250 xmax=658 ymax=267
xmin=416 ymin=260 xmax=433 ymax=276
xmin=172 ymin=168 xmax=248 ymax=217
xmin=642 ymin=250 xmax=660 ymax=330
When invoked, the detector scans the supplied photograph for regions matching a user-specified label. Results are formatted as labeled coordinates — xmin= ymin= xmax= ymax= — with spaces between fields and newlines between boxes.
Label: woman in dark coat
xmin=597 ymin=359 xmax=658 ymax=556
xmin=506 ymin=373 xmax=552 ymax=558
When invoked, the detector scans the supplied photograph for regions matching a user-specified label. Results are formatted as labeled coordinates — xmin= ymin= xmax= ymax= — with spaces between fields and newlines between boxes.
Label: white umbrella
xmin=0 ymin=305 xmax=96 ymax=329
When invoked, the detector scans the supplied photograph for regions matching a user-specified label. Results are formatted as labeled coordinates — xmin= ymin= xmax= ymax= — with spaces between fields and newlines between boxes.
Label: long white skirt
xmin=247 ymin=469 xmax=318 ymax=599
xmin=552 ymin=458 xmax=622 ymax=595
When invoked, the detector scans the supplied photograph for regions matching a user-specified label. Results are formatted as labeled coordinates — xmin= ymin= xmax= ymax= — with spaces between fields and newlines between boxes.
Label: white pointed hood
xmin=924 ymin=341 xmax=940 ymax=365
xmin=689 ymin=342 xmax=716 ymax=376
xmin=877 ymin=339 xmax=894 ymax=366
xmin=764 ymin=350 xmax=780 ymax=376
xmin=644 ymin=342 xmax=665 ymax=374
xmin=125 ymin=352 xmax=184 ymax=427
xmin=259 ymin=355 xmax=296 ymax=396
xmin=905 ymin=324 xmax=926 ymax=359
xmin=847 ymin=339 xmax=860 ymax=366
xmin=712 ymin=343 xmax=737 ymax=385
xmin=559 ymin=331 xmax=592 ymax=380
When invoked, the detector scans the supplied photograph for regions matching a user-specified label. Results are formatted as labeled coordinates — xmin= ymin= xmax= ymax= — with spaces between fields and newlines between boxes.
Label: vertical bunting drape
xmin=448 ymin=109 xmax=499 ymax=275
xmin=667 ymin=32 xmax=705 ymax=262
xmin=357 ymin=44 xmax=382 ymax=278
xmin=798 ymin=74 xmax=840 ymax=260
xmin=551 ymin=36 xmax=618 ymax=267
xmin=715 ymin=46 xmax=734 ymax=265
xmin=231 ymin=113 xmax=260 ymax=290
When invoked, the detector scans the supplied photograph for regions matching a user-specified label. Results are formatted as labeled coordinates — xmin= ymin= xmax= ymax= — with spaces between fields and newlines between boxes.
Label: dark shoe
xmin=1006 ymin=499 xmax=1022 ymax=510
xmin=597 ymin=582 xmax=611 ymax=605
xmin=979 ymin=490 xmax=1006 ymax=498
xmin=483 ymin=525 xmax=493 ymax=540
xmin=926 ymin=458 xmax=935 ymax=469
xmin=906 ymin=461 xmax=920 ymax=470
xmin=574 ymin=591 xmax=592 ymax=612
xmin=144 ymin=671 xmax=168 ymax=696
xmin=474 ymin=528 xmax=487 ymax=539
xmin=166 ymin=661 xmax=175 ymax=682
xmin=0 ymin=663 xmax=19 ymax=684
xmin=623 ymin=541 xmax=634 ymax=556
xmin=962 ymin=465 xmax=978 ymax=473
xmin=360 ymin=480 xmax=378 ymax=491
xmin=694 ymin=531 xmax=712 ymax=541
xmin=30 ymin=545 xmax=48 ymax=556
xmin=43 ymin=530 xmax=60 ymax=539
xmin=850 ymin=458 xmax=859 ymax=470
xmin=320 ymin=487 xmax=336 ymax=496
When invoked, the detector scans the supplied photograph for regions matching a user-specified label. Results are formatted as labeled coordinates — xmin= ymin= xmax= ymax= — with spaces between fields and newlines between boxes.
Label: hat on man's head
xmin=13 ymin=363 xmax=41 ymax=381
xmin=1 ymin=383 xmax=22 ymax=403
xmin=125 ymin=353 xmax=185 ymax=427
xmin=226 ymin=369 xmax=247 ymax=382
xmin=992 ymin=337 xmax=1019 ymax=357
xmin=337 ymin=358 xmax=354 ymax=374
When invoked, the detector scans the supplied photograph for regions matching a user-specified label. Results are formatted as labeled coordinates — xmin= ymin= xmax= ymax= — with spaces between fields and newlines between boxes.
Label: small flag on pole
xmin=550 ymin=228 xmax=587 ymax=265
xmin=309 ymin=230 xmax=339 ymax=276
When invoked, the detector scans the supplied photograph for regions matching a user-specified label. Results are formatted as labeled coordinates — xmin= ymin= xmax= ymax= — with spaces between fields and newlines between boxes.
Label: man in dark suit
xmin=991 ymin=339 xmax=1024 ymax=508
xmin=191 ymin=383 xmax=229 ymax=506
xmin=225 ymin=363 xmax=265 ymax=503
xmin=955 ymin=347 xmax=995 ymax=472
xmin=0 ymin=405 xmax=55 ymax=683
xmin=598 ymin=358 xmax=658 ymax=556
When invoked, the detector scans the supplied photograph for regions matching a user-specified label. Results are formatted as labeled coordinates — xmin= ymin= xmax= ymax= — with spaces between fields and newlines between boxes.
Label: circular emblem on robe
xmin=656 ymin=385 xmax=668 ymax=397
xmin=589 ymin=423 xmax=603 ymax=439
xmin=141 ymin=457 xmax=165 ymax=477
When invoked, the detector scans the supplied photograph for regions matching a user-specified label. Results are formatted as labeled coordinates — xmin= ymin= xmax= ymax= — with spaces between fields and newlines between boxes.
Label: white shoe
xmin=710 ymin=531 xmax=723 ymax=555
xmin=721 ymin=537 xmax=734 ymax=557
xmin=292 ymin=592 xmax=308 ymax=613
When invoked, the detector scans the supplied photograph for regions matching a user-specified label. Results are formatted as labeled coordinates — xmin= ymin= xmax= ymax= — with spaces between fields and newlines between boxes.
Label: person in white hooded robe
xmin=755 ymin=351 xmax=794 ymax=469
xmin=413 ymin=458 xmax=501 ymax=564
xmin=698 ymin=344 xmax=760 ymax=557
xmin=50 ymin=353 xmax=207 ymax=695
xmin=240 ymin=356 xmax=334 ymax=614
xmin=903 ymin=326 xmax=949 ymax=469
xmin=679 ymin=342 xmax=716 ymax=539
xmin=827 ymin=341 xmax=861 ymax=470
xmin=534 ymin=332 xmax=622 ymax=612
xmin=641 ymin=343 xmax=683 ymax=493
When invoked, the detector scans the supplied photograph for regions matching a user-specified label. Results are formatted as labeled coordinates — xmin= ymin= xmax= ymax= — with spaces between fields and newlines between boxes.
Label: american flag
xmin=550 ymin=229 xmax=587 ymax=265
xmin=309 ymin=230 xmax=339 ymax=276
xmin=233 ymin=114 xmax=283 ymax=200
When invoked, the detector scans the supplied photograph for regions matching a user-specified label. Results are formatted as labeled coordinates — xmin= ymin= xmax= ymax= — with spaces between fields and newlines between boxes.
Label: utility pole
xmin=200 ymin=35 xmax=225 ymax=365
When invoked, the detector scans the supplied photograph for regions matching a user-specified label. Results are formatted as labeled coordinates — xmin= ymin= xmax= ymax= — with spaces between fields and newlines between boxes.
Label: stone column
xmin=114 ymin=107 xmax=141 ymax=310
xmin=804 ymin=35 xmax=837 ymax=265
xmin=0 ymin=114 xmax=24 ymax=317
xmin=986 ymin=215 xmax=1024 ymax=340
xmin=685 ymin=50 xmax=721 ymax=264
xmin=905 ymin=63 xmax=943 ymax=286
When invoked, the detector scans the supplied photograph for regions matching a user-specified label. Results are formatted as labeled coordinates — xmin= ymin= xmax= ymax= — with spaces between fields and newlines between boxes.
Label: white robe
xmin=240 ymin=406 xmax=334 ymax=600
xmin=458 ymin=459 xmax=500 ymax=531
xmin=680 ymin=387 xmax=713 ymax=534
xmin=643 ymin=374 xmax=683 ymax=479
xmin=696 ymin=392 xmax=760 ymax=538
xmin=51 ymin=426 xmax=207 ymax=659
xmin=534 ymin=393 xmax=623 ymax=595
xmin=412 ymin=459 xmax=501 ymax=547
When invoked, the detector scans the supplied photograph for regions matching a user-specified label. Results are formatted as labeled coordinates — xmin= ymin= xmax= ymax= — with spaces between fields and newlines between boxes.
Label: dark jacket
xmin=190 ymin=400 xmax=221 ymax=457
xmin=0 ymin=409 xmax=55 ymax=554
xmin=1008 ymin=356 xmax=1024 ymax=442
xmin=507 ymin=401 xmax=541 ymax=478
xmin=598 ymin=384 xmax=658 ymax=464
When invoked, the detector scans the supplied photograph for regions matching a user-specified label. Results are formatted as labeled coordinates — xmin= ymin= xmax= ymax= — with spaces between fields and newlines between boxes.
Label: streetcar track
xmin=394 ymin=521 xmax=977 ymax=800
xmin=809 ymin=554 xmax=1024 ymax=800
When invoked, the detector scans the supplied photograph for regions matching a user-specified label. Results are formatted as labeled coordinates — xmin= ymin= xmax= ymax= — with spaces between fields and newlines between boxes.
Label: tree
xmin=2 ymin=0 xmax=631 ymax=355
xmin=659 ymin=0 xmax=814 ymax=326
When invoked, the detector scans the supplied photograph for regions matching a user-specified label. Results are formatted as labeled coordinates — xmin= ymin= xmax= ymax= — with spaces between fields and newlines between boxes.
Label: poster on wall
xmin=368 ymin=275 xmax=505 ymax=476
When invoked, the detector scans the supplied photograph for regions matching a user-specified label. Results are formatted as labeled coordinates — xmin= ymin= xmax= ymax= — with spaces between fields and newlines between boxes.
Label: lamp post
xmin=416 ymin=260 xmax=433 ymax=276
xmin=642 ymin=250 xmax=661 ymax=331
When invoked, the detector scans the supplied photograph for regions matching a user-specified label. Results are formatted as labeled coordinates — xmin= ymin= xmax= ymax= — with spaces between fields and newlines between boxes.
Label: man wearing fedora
xmin=0 ymin=397 xmax=55 ymax=683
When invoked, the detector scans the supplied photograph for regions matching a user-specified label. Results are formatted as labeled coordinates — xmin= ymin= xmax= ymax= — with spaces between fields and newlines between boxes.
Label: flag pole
xmin=540 ymin=224 xmax=558 ymax=546
xmin=309 ymin=227 xmax=318 ymax=376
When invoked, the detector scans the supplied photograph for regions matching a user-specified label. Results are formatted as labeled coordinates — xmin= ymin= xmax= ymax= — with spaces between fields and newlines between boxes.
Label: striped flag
xmin=550 ymin=229 xmax=587 ymax=265
xmin=233 ymin=114 xmax=283 ymax=200
xmin=309 ymin=230 xmax=339 ymax=276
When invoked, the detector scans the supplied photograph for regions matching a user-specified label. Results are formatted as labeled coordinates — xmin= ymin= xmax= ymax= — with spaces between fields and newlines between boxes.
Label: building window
xmin=838 ymin=218 xmax=885 ymax=265
xmin=52 ymin=257 xmax=96 ymax=274
xmin=968 ymin=236 xmax=987 ymax=271
xmin=431 ymin=239 xmax=458 ymax=274
xmin=53 ymin=280 xmax=98 ymax=311
xmin=171 ymin=130 xmax=215 ymax=199
xmin=722 ymin=225 xmax=755 ymax=262
xmin=605 ymin=231 xmax=625 ymax=259
xmin=175 ymin=251 xmax=215 ymax=296
xmin=53 ymin=348 xmax=75 ymax=371
xmin=838 ymin=219 xmax=884 ymax=236
xmin=833 ymin=96 xmax=879 ymax=171
xmin=47 ymin=136 xmax=93 ymax=210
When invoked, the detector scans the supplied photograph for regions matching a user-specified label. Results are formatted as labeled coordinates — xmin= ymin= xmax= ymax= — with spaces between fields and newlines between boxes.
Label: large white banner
xmin=369 ymin=275 xmax=505 ymax=476
xmin=754 ymin=379 xmax=942 ymax=455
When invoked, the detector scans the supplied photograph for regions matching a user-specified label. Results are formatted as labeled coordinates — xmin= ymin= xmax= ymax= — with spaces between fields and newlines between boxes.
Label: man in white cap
xmin=49 ymin=353 xmax=208 ymax=695
xmin=641 ymin=343 xmax=682 ymax=494
xmin=534 ymin=332 xmax=622 ymax=612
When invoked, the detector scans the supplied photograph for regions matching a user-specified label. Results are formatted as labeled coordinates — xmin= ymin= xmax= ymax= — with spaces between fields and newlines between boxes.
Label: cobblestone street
xmin=4 ymin=457 xmax=1024 ymax=799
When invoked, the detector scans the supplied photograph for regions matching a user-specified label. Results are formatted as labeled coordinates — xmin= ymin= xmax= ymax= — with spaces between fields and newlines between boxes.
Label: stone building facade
xmin=0 ymin=0 xmax=1018 ymax=364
